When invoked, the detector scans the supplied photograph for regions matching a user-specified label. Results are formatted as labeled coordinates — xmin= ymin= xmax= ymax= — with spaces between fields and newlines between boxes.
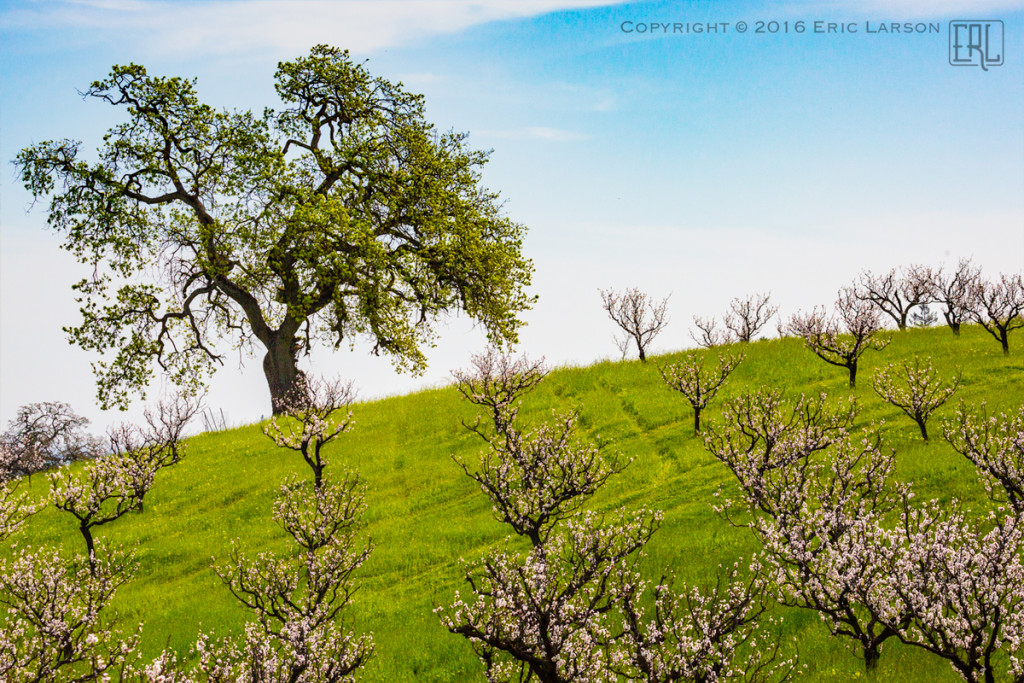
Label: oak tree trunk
xmin=263 ymin=334 xmax=306 ymax=415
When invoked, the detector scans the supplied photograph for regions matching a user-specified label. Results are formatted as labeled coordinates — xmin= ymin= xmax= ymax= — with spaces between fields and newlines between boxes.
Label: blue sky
xmin=2 ymin=0 xmax=1022 ymax=431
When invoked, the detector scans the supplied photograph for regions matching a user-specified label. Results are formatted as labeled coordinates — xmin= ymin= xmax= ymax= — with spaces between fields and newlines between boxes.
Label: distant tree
xmin=787 ymin=288 xmax=891 ymax=388
xmin=910 ymin=304 xmax=938 ymax=328
xmin=929 ymin=259 xmax=980 ymax=336
xmin=968 ymin=273 xmax=1024 ymax=354
xmin=0 ymin=448 xmax=37 ymax=542
xmin=263 ymin=376 xmax=356 ymax=489
xmin=659 ymin=352 xmax=744 ymax=433
xmin=601 ymin=288 xmax=670 ymax=362
xmin=690 ymin=315 xmax=733 ymax=349
xmin=871 ymin=357 xmax=960 ymax=442
xmin=0 ymin=402 xmax=104 ymax=479
xmin=943 ymin=402 xmax=1024 ymax=514
xmin=854 ymin=265 xmax=934 ymax=330
xmin=724 ymin=292 xmax=779 ymax=343
xmin=16 ymin=45 xmax=534 ymax=413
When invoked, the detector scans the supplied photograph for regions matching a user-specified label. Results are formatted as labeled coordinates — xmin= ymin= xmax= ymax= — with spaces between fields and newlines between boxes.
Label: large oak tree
xmin=17 ymin=45 xmax=534 ymax=412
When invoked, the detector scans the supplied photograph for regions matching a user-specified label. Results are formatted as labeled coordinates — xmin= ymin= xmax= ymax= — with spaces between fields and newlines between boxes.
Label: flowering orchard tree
xmin=787 ymin=288 xmax=891 ymax=388
xmin=0 ymin=447 xmax=38 ymax=542
xmin=690 ymin=316 xmax=733 ymax=349
xmin=659 ymin=353 xmax=744 ymax=434
xmin=968 ymin=272 xmax=1024 ymax=355
xmin=943 ymin=403 xmax=1024 ymax=514
xmin=263 ymin=375 xmax=356 ymax=489
xmin=451 ymin=347 xmax=547 ymax=442
xmin=703 ymin=390 xmax=909 ymax=672
xmin=211 ymin=474 xmax=374 ymax=682
xmin=600 ymin=288 xmax=670 ymax=362
xmin=137 ymin=620 xmax=372 ymax=683
xmin=48 ymin=395 xmax=199 ymax=572
xmin=701 ymin=390 xmax=858 ymax=479
xmin=441 ymin=350 xmax=797 ymax=681
xmin=871 ymin=356 xmax=961 ymax=442
xmin=456 ymin=410 xmax=623 ymax=547
xmin=0 ymin=401 xmax=105 ymax=479
xmin=439 ymin=510 xmax=660 ymax=683
xmin=0 ymin=545 xmax=139 ymax=681
xmin=929 ymin=259 xmax=980 ymax=336
xmin=440 ymin=349 xmax=664 ymax=681
xmin=723 ymin=293 xmax=779 ymax=343
xmin=853 ymin=265 xmax=934 ymax=330
xmin=874 ymin=501 xmax=1024 ymax=683
xmin=615 ymin=563 xmax=797 ymax=683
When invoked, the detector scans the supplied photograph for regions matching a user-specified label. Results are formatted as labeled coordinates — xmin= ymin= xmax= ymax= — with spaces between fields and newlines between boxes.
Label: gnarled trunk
xmin=263 ymin=334 xmax=306 ymax=415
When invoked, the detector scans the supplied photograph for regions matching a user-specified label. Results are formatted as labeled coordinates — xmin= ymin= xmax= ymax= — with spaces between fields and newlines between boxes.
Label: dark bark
xmin=917 ymin=418 xmax=929 ymax=442
xmin=848 ymin=361 xmax=858 ymax=388
xmin=863 ymin=642 xmax=880 ymax=672
xmin=694 ymin=407 xmax=701 ymax=434
xmin=263 ymin=333 xmax=306 ymax=415
xmin=81 ymin=523 xmax=96 ymax=575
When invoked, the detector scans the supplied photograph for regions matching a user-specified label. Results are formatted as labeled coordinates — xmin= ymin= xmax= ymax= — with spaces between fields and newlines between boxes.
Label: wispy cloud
xmin=482 ymin=126 xmax=589 ymax=141
xmin=1 ymin=0 xmax=627 ymax=56
xmin=783 ymin=0 xmax=1024 ymax=18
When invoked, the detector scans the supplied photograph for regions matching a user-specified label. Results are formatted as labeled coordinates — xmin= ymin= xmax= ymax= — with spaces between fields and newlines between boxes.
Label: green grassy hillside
xmin=9 ymin=325 xmax=1024 ymax=681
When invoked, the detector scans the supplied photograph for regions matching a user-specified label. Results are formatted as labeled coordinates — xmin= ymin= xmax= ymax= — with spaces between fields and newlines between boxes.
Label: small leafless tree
xmin=943 ymin=402 xmax=1024 ymax=514
xmin=724 ymin=293 xmax=779 ymax=342
xmin=910 ymin=304 xmax=938 ymax=328
xmin=263 ymin=376 xmax=357 ymax=489
xmin=929 ymin=259 xmax=980 ymax=336
xmin=442 ymin=352 xmax=799 ymax=681
xmin=600 ymin=287 xmax=669 ymax=362
xmin=0 ymin=402 xmax=105 ymax=479
xmin=968 ymin=272 xmax=1024 ymax=354
xmin=659 ymin=353 xmax=744 ymax=433
xmin=690 ymin=315 xmax=733 ymax=349
xmin=872 ymin=357 xmax=960 ymax=442
xmin=854 ymin=265 xmax=934 ymax=330
xmin=787 ymin=288 xmax=891 ymax=388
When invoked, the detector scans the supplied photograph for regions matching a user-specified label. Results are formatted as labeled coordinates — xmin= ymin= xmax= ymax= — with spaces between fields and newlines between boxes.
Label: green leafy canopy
xmin=17 ymin=45 xmax=535 ymax=410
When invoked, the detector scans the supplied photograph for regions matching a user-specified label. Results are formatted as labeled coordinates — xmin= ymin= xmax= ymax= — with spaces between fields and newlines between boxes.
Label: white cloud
xmin=782 ymin=0 xmax=1024 ymax=18
xmin=482 ymin=126 xmax=589 ymax=141
xmin=2 ymin=0 xmax=626 ymax=56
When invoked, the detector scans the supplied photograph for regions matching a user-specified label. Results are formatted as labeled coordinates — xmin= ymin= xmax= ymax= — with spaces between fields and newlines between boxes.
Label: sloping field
xmin=11 ymin=325 xmax=1023 ymax=681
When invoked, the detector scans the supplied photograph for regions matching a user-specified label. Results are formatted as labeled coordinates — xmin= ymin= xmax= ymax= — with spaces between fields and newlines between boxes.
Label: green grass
xmin=8 ymin=324 xmax=1024 ymax=681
